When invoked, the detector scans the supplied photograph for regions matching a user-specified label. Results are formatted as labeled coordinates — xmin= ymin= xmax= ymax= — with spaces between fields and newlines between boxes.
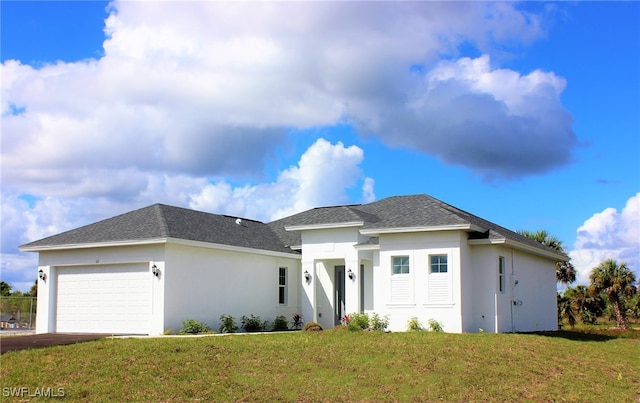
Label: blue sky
xmin=1 ymin=1 xmax=638 ymax=292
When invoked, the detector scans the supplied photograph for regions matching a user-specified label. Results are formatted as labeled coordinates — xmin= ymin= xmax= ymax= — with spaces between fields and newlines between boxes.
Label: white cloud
xmin=1 ymin=139 xmax=371 ymax=291
xmin=362 ymin=177 xmax=376 ymax=203
xmin=1 ymin=1 xmax=566 ymax=203
xmin=356 ymin=55 xmax=575 ymax=180
xmin=569 ymin=193 xmax=640 ymax=285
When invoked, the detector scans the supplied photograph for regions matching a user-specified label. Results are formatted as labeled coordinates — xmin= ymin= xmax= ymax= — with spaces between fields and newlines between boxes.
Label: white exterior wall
xmin=35 ymin=244 xmax=165 ymax=334
xmin=507 ymin=248 xmax=558 ymax=332
xmin=162 ymin=242 xmax=301 ymax=334
xmin=467 ymin=245 xmax=558 ymax=333
xmin=464 ymin=245 xmax=509 ymax=333
xmin=373 ymin=231 xmax=464 ymax=333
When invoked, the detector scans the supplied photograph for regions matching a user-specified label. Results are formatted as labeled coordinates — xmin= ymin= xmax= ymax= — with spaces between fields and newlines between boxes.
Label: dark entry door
xmin=334 ymin=265 xmax=345 ymax=325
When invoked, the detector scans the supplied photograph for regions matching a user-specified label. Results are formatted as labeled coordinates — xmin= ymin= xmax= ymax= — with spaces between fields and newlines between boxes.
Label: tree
xmin=519 ymin=229 xmax=576 ymax=285
xmin=563 ymin=285 xmax=603 ymax=324
xmin=0 ymin=281 xmax=12 ymax=296
xmin=557 ymin=292 xmax=576 ymax=327
xmin=28 ymin=280 xmax=37 ymax=298
xmin=588 ymin=259 xmax=637 ymax=330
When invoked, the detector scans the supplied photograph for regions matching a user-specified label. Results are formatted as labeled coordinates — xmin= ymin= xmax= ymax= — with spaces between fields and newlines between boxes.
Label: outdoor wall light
xmin=152 ymin=264 xmax=160 ymax=278
xmin=38 ymin=269 xmax=47 ymax=281
xmin=347 ymin=269 xmax=354 ymax=280
xmin=304 ymin=270 xmax=311 ymax=282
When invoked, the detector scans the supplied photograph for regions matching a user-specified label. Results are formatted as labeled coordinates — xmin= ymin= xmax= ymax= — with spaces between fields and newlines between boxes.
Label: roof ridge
xmin=153 ymin=204 xmax=171 ymax=237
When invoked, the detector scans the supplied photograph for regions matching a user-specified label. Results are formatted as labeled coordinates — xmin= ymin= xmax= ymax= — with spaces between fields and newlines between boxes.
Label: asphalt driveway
xmin=1 ymin=333 xmax=106 ymax=354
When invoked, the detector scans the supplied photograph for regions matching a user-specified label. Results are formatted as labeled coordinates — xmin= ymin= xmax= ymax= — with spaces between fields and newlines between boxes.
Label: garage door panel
xmin=55 ymin=264 xmax=151 ymax=334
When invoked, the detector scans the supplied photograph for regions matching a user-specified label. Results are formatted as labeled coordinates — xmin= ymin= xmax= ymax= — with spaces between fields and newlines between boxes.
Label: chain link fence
xmin=0 ymin=296 xmax=37 ymax=330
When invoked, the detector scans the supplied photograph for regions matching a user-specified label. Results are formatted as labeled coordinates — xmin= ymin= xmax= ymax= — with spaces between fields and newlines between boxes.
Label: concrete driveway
xmin=1 ymin=333 xmax=106 ymax=354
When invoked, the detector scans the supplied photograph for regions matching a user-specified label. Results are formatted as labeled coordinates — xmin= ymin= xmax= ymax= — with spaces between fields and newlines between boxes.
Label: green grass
xmin=1 ymin=329 xmax=639 ymax=401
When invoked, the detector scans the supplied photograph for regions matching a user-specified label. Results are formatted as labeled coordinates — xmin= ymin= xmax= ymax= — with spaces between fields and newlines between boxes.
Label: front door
xmin=334 ymin=265 xmax=345 ymax=325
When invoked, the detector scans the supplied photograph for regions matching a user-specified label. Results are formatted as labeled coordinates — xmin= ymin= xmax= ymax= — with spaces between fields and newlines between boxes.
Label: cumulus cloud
xmin=1 ymin=1 xmax=568 ymax=200
xmin=1 ymin=139 xmax=372 ymax=291
xmin=352 ymin=55 xmax=576 ymax=180
xmin=569 ymin=193 xmax=640 ymax=285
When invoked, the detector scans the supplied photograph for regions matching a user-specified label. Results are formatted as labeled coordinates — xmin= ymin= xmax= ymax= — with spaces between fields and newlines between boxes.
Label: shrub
xmin=180 ymin=319 xmax=210 ymax=334
xmin=369 ymin=313 xmax=389 ymax=332
xmin=302 ymin=321 xmax=323 ymax=332
xmin=273 ymin=315 xmax=289 ymax=331
xmin=163 ymin=328 xmax=173 ymax=335
xmin=219 ymin=314 xmax=239 ymax=334
xmin=427 ymin=319 xmax=444 ymax=333
xmin=347 ymin=313 xmax=369 ymax=331
xmin=407 ymin=317 xmax=424 ymax=332
xmin=241 ymin=315 xmax=268 ymax=332
xmin=291 ymin=313 xmax=304 ymax=330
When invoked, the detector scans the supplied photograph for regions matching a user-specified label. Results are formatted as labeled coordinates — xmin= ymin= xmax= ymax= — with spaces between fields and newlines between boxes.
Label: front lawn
xmin=1 ymin=329 xmax=638 ymax=401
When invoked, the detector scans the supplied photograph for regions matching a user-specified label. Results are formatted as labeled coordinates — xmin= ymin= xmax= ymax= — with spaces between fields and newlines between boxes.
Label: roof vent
xmin=235 ymin=218 xmax=242 ymax=225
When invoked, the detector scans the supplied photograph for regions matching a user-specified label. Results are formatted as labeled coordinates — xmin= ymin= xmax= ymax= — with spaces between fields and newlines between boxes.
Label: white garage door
xmin=55 ymin=264 xmax=151 ymax=334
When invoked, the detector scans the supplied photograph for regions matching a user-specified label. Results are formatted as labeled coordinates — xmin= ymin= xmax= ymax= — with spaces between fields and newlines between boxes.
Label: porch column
xmin=344 ymin=258 xmax=359 ymax=315
xmin=300 ymin=259 xmax=315 ymax=324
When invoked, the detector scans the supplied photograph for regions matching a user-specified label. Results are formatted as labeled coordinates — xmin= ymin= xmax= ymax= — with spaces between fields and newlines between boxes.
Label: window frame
xmin=392 ymin=256 xmax=410 ymax=275
xmin=278 ymin=267 xmax=287 ymax=305
xmin=498 ymin=256 xmax=505 ymax=294
xmin=430 ymin=254 xmax=448 ymax=274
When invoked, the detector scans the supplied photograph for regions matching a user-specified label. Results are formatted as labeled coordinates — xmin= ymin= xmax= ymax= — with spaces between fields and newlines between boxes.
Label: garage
xmin=55 ymin=264 xmax=151 ymax=334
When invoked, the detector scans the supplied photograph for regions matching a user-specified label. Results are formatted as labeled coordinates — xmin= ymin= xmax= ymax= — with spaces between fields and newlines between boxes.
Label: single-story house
xmin=0 ymin=314 xmax=18 ymax=329
xmin=20 ymin=194 xmax=566 ymax=335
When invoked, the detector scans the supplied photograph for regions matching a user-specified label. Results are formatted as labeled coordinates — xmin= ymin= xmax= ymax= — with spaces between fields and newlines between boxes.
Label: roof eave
xmin=19 ymin=238 xmax=168 ymax=252
xmin=360 ymin=223 xmax=484 ymax=236
xmin=354 ymin=243 xmax=380 ymax=251
xmin=19 ymin=237 xmax=301 ymax=259
xmin=468 ymin=238 xmax=569 ymax=261
xmin=285 ymin=221 xmax=364 ymax=231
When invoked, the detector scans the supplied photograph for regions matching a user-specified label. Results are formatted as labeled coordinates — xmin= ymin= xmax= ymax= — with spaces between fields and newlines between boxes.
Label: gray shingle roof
xmin=20 ymin=204 xmax=295 ymax=255
xmin=270 ymin=194 xmax=566 ymax=257
xmin=21 ymin=194 xmax=565 ymax=259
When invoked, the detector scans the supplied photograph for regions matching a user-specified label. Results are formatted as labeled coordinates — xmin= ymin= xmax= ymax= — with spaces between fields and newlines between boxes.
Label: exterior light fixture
xmin=347 ymin=268 xmax=354 ymax=280
xmin=304 ymin=270 xmax=311 ymax=282
xmin=38 ymin=269 xmax=47 ymax=281
xmin=152 ymin=264 xmax=160 ymax=277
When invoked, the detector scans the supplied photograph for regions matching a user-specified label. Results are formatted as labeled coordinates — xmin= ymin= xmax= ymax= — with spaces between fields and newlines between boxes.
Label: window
xmin=392 ymin=256 xmax=410 ymax=274
xmin=498 ymin=256 xmax=505 ymax=293
xmin=278 ymin=267 xmax=287 ymax=305
xmin=430 ymin=255 xmax=448 ymax=273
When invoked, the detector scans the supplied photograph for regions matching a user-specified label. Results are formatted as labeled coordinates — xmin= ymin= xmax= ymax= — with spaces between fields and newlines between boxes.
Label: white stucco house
xmin=20 ymin=194 xmax=566 ymax=335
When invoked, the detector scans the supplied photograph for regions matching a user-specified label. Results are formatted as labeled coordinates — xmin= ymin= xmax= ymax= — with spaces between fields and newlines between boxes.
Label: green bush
xmin=219 ymin=314 xmax=239 ymax=334
xmin=302 ymin=321 xmax=323 ymax=332
xmin=407 ymin=317 xmax=424 ymax=332
xmin=427 ymin=319 xmax=444 ymax=333
xmin=370 ymin=313 xmax=389 ymax=332
xmin=241 ymin=315 xmax=268 ymax=332
xmin=180 ymin=319 xmax=210 ymax=334
xmin=347 ymin=313 xmax=370 ymax=331
xmin=273 ymin=315 xmax=289 ymax=331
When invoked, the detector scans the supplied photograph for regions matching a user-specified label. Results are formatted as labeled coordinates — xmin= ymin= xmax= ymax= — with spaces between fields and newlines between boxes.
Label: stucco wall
xmin=467 ymin=244 xmax=558 ymax=333
xmin=373 ymin=231 xmax=464 ymax=333
xmin=162 ymin=242 xmax=301 ymax=334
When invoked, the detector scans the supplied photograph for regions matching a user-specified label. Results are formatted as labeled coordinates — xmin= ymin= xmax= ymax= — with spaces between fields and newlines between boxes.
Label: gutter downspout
xmin=510 ymin=248 xmax=515 ymax=333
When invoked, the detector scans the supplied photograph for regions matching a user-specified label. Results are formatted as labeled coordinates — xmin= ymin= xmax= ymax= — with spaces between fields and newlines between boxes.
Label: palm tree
xmin=588 ymin=259 xmax=637 ymax=330
xmin=519 ymin=229 xmax=576 ymax=285
xmin=563 ymin=285 xmax=603 ymax=324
